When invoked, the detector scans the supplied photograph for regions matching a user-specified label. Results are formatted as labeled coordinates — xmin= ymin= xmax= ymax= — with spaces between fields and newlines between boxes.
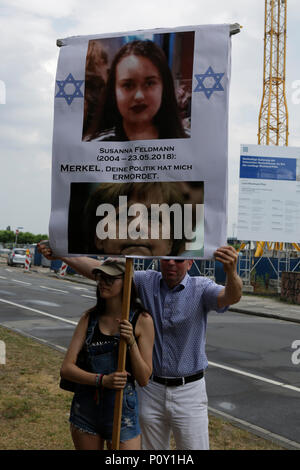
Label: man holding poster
xmin=38 ymin=242 xmax=242 ymax=450
xmin=45 ymin=23 xmax=241 ymax=449
xmin=134 ymin=246 xmax=242 ymax=450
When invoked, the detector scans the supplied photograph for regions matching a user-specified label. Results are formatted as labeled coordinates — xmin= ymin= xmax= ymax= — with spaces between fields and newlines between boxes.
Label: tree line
xmin=0 ymin=230 xmax=48 ymax=245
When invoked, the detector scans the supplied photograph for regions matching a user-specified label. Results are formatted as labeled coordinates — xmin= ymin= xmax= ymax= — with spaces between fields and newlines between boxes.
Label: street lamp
xmin=15 ymin=227 xmax=24 ymax=246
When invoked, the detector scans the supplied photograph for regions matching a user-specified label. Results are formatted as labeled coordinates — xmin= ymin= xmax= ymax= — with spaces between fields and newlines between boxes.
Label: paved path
xmin=229 ymin=294 xmax=300 ymax=324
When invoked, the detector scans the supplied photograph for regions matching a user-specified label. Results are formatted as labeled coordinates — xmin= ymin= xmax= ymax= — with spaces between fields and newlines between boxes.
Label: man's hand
xmin=214 ymin=245 xmax=238 ymax=275
xmin=37 ymin=241 xmax=99 ymax=281
xmin=215 ymin=245 xmax=242 ymax=308
xmin=37 ymin=240 xmax=57 ymax=260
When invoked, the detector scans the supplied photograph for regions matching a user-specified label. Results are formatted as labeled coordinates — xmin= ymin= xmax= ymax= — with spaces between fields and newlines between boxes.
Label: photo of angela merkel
xmin=68 ymin=181 xmax=204 ymax=258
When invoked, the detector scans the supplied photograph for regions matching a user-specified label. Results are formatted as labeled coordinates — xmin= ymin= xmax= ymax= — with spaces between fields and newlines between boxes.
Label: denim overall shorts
xmin=69 ymin=311 xmax=140 ymax=442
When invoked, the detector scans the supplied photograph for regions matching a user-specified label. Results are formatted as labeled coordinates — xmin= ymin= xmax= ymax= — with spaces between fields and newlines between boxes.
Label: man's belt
xmin=152 ymin=371 xmax=204 ymax=387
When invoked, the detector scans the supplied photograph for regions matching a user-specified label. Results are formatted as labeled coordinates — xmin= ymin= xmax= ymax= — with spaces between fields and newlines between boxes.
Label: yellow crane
xmin=245 ymin=0 xmax=300 ymax=256
xmin=258 ymin=0 xmax=288 ymax=147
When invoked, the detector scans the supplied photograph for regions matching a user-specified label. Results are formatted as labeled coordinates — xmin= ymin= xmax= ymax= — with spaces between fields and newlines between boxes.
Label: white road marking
xmin=70 ymin=286 xmax=89 ymax=291
xmin=0 ymin=276 xmax=7 ymax=279
xmin=12 ymin=279 xmax=32 ymax=285
xmin=208 ymin=361 xmax=300 ymax=393
xmin=0 ymin=298 xmax=77 ymax=325
xmin=39 ymin=285 xmax=69 ymax=294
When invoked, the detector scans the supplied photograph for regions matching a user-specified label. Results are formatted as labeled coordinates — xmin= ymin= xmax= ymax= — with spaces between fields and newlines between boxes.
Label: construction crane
xmin=249 ymin=0 xmax=300 ymax=256
xmin=258 ymin=0 xmax=288 ymax=146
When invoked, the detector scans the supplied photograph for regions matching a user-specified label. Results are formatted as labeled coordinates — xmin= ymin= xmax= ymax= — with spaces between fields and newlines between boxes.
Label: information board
xmin=237 ymin=144 xmax=300 ymax=243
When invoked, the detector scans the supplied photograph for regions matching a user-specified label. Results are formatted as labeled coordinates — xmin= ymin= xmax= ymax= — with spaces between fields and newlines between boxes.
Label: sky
xmin=0 ymin=0 xmax=300 ymax=238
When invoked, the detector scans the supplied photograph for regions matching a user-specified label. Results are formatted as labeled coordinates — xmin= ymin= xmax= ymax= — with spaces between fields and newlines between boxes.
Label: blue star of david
xmin=194 ymin=66 xmax=225 ymax=99
xmin=55 ymin=73 xmax=84 ymax=105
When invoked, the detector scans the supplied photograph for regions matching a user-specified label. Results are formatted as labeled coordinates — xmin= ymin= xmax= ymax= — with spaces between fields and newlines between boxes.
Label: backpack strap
xmin=85 ymin=310 xmax=99 ymax=345
xmin=130 ymin=309 xmax=142 ymax=336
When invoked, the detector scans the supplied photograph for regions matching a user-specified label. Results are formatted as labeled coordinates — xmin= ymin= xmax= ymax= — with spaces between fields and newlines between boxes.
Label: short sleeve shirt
xmin=134 ymin=270 xmax=226 ymax=377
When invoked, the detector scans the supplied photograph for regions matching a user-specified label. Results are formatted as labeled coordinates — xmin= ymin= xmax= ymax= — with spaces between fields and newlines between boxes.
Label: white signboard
xmin=49 ymin=24 xmax=232 ymax=259
xmin=237 ymin=144 xmax=300 ymax=243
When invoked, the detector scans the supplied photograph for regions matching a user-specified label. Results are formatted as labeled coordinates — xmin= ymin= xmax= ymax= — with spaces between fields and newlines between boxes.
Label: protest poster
xmin=237 ymin=143 xmax=300 ymax=243
xmin=49 ymin=24 xmax=232 ymax=259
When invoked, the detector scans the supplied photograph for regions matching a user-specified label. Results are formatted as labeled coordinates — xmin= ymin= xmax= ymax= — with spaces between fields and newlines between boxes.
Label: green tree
xmin=0 ymin=230 xmax=15 ymax=243
xmin=0 ymin=230 xmax=48 ymax=245
xmin=33 ymin=234 xmax=48 ymax=243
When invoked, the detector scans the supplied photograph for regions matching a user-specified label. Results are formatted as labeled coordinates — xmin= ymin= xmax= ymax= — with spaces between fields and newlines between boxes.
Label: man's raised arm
xmin=214 ymin=246 xmax=243 ymax=309
xmin=37 ymin=241 xmax=99 ymax=281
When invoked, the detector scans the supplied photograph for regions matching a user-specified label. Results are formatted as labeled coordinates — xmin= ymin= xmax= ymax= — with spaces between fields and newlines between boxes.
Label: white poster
xmin=49 ymin=24 xmax=232 ymax=259
xmin=237 ymin=144 xmax=300 ymax=243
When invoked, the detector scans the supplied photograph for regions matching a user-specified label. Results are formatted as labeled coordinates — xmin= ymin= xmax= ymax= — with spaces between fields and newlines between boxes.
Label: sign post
xmin=15 ymin=229 xmax=19 ymax=246
xmin=111 ymin=257 xmax=134 ymax=450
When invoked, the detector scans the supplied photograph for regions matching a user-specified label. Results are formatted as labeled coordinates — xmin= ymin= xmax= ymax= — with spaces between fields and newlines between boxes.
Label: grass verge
xmin=0 ymin=325 xmax=284 ymax=450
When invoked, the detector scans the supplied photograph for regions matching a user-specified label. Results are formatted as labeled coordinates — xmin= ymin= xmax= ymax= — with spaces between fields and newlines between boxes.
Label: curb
xmin=229 ymin=307 xmax=300 ymax=325
xmin=208 ymin=406 xmax=300 ymax=450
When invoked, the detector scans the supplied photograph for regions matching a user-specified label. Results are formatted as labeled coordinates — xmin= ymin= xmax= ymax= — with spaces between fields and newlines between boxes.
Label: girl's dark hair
xmin=89 ymin=40 xmax=187 ymax=140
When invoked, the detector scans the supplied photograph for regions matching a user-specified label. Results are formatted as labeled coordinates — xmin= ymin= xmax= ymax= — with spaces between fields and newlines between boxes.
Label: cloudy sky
xmin=0 ymin=0 xmax=300 ymax=238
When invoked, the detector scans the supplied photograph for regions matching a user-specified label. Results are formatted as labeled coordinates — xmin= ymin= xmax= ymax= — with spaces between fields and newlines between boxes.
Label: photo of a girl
xmin=82 ymin=32 xmax=194 ymax=141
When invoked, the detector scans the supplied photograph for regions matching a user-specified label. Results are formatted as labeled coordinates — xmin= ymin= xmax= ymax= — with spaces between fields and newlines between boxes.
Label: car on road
xmin=7 ymin=248 xmax=31 ymax=267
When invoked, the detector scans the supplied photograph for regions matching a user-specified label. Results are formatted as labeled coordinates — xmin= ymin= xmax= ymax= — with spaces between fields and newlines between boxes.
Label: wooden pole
xmin=111 ymin=257 xmax=134 ymax=450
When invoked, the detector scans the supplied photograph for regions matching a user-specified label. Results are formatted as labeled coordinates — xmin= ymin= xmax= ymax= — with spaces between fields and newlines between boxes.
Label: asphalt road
xmin=206 ymin=312 xmax=300 ymax=448
xmin=0 ymin=263 xmax=299 ymax=449
xmin=0 ymin=264 xmax=94 ymax=350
